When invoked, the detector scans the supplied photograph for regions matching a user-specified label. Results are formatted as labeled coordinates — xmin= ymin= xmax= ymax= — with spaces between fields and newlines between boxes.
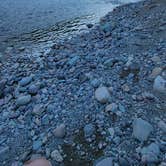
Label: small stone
xmin=33 ymin=140 xmax=42 ymax=151
xmin=51 ymin=150 xmax=63 ymax=162
xmin=95 ymin=157 xmax=113 ymax=166
xmin=18 ymin=47 xmax=25 ymax=51
xmin=53 ymin=124 xmax=66 ymax=138
xmin=122 ymin=84 xmax=130 ymax=92
xmin=119 ymin=157 xmax=130 ymax=166
xmin=153 ymin=76 xmax=166 ymax=95
xmin=141 ymin=153 xmax=158 ymax=164
xmin=95 ymin=87 xmax=110 ymax=104
xmin=19 ymin=76 xmax=32 ymax=86
xmin=108 ymin=128 xmax=115 ymax=138
xmin=133 ymin=118 xmax=153 ymax=142
xmin=68 ymin=56 xmax=80 ymax=66
xmin=105 ymin=103 xmax=118 ymax=113
xmin=0 ymin=52 xmax=5 ymax=63
xmin=28 ymin=85 xmax=38 ymax=95
xmin=16 ymin=95 xmax=31 ymax=106
xmin=150 ymin=67 xmax=162 ymax=78
xmin=91 ymin=79 xmax=100 ymax=88
xmin=158 ymin=120 xmax=166 ymax=133
xmin=86 ymin=23 xmax=93 ymax=28
xmin=84 ymin=123 xmax=95 ymax=138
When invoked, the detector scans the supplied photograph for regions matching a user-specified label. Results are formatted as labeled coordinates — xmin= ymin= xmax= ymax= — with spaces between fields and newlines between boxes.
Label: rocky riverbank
xmin=0 ymin=0 xmax=166 ymax=165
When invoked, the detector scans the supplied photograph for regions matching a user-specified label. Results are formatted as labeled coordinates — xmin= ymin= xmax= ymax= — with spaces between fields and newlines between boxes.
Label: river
xmin=0 ymin=0 xmax=140 ymax=51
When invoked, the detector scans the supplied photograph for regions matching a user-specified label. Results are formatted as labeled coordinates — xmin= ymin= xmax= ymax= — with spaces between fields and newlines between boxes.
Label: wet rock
xmin=51 ymin=150 xmax=63 ymax=162
xmin=153 ymin=76 xmax=166 ymax=95
xmin=53 ymin=124 xmax=66 ymax=138
xmin=95 ymin=87 xmax=111 ymax=104
xmin=95 ymin=157 xmax=113 ymax=166
xmin=105 ymin=103 xmax=118 ymax=113
xmin=84 ymin=123 xmax=95 ymax=138
xmin=19 ymin=76 xmax=32 ymax=86
xmin=16 ymin=95 xmax=31 ymax=106
xmin=133 ymin=118 xmax=153 ymax=142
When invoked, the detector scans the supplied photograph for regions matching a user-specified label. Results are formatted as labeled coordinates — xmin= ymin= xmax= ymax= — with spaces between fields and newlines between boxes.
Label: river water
xmin=0 ymin=0 xmax=140 ymax=51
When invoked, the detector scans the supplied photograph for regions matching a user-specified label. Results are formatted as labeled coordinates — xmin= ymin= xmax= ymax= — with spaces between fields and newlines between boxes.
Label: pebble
xmin=16 ymin=95 xmax=31 ymax=106
xmin=95 ymin=157 xmax=113 ymax=166
xmin=95 ymin=86 xmax=111 ymax=104
xmin=105 ymin=103 xmax=118 ymax=113
xmin=33 ymin=140 xmax=42 ymax=151
xmin=84 ymin=123 xmax=95 ymax=138
xmin=133 ymin=118 xmax=153 ymax=142
xmin=19 ymin=76 xmax=32 ymax=86
xmin=51 ymin=150 xmax=63 ymax=162
xmin=53 ymin=124 xmax=66 ymax=138
xmin=28 ymin=85 xmax=38 ymax=95
xmin=141 ymin=143 xmax=160 ymax=156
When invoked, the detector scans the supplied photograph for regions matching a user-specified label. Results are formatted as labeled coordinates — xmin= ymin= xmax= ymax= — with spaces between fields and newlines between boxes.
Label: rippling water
xmin=0 ymin=0 xmax=141 ymax=52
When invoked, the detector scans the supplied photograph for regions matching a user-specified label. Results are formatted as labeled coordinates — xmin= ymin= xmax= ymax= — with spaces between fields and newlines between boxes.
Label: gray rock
xmin=28 ymin=85 xmax=38 ymax=95
xmin=0 ymin=53 xmax=5 ymax=63
xmin=95 ymin=157 xmax=113 ymax=166
xmin=133 ymin=118 xmax=153 ymax=142
xmin=153 ymin=76 xmax=166 ymax=94
xmin=19 ymin=76 xmax=32 ymax=86
xmin=51 ymin=150 xmax=63 ymax=162
xmin=91 ymin=79 xmax=101 ymax=88
xmin=16 ymin=95 xmax=31 ymax=106
xmin=141 ymin=153 xmax=158 ymax=164
xmin=95 ymin=87 xmax=110 ymax=104
xmin=84 ymin=123 xmax=95 ymax=138
xmin=158 ymin=120 xmax=166 ymax=133
xmin=141 ymin=143 xmax=160 ymax=156
xmin=53 ymin=124 xmax=66 ymax=138
xmin=33 ymin=140 xmax=42 ymax=151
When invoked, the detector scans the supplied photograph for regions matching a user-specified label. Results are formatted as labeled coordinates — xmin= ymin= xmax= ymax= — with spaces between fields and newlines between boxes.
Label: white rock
xmin=133 ymin=118 xmax=153 ymax=142
xmin=51 ymin=150 xmax=63 ymax=162
xmin=95 ymin=87 xmax=110 ymax=104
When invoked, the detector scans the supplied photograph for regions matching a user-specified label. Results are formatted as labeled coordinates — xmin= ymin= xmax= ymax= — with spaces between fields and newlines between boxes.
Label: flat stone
xmin=28 ymin=85 xmax=38 ymax=95
xmin=95 ymin=157 xmax=113 ymax=166
xmin=16 ymin=95 xmax=31 ymax=106
xmin=95 ymin=87 xmax=110 ymax=104
xmin=141 ymin=143 xmax=160 ymax=156
xmin=33 ymin=140 xmax=42 ymax=151
xmin=133 ymin=118 xmax=153 ymax=142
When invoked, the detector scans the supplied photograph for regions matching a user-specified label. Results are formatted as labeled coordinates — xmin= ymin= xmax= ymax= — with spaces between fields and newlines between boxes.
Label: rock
xmin=19 ymin=76 xmax=32 ymax=86
xmin=150 ymin=67 xmax=162 ymax=78
xmin=153 ymin=76 xmax=166 ymax=94
xmin=95 ymin=87 xmax=111 ymax=104
xmin=24 ymin=158 xmax=52 ymax=166
xmin=0 ymin=52 xmax=5 ymax=63
xmin=95 ymin=157 xmax=113 ymax=166
xmin=108 ymin=128 xmax=115 ymax=138
xmin=33 ymin=140 xmax=42 ymax=151
xmin=133 ymin=118 xmax=153 ymax=142
xmin=68 ymin=56 xmax=80 ymax=66
xmin=32 ymin=104 xmax=44 ymax=115
xmin=158 ymin=120 xmax=166 ymax=133
xmin=18 ymin=47 xmax=25 ymax=51
xmin=84 ymin=123 xmax=95 ymax=138
xmin=119 ymin=157 xmax=130 ymax=166
xmin=28 ymin=85 xmax=38 ymax=95
xmin=51 ymin=150 xmax=63 ymax=162
xmin=91 ymin=79 xmax=101 ymax=88
xmin=53 ymin=124 xmax=66 ymax=138
xmin=0 ymin=79 xmax=6 ymax=98
xmin=141 ymin=143 xmax=160 ymax=156
xmin=141 ymin=153 xmax=158 ymax=164
xmin=105 ymin=103 xmax=118 ymax=113
xmin=16 ymin=95 xmax=31 ymax=106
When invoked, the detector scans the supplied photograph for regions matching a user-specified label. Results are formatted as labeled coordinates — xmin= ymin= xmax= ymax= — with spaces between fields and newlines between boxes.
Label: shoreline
xmin=0 ymin=0 xmax=166 ymax=165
